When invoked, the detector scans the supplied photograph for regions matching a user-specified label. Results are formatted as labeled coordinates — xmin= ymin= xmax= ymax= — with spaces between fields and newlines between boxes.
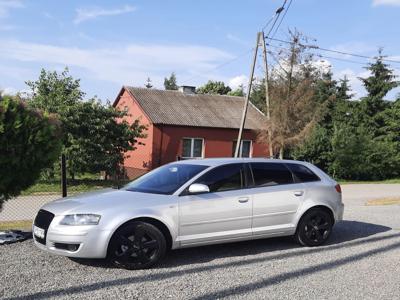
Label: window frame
xmin=232 ymin=140 xmax=253 ymax=158
xmin=247 ymin=162 xmax=296 ymax=188
xmin=284 ymin=163 xmax=321 ymax=183
xmin=180 ymin=163 xmax=250 ymax=195
xmin=181 ymin=137 xmax=204 ymax=159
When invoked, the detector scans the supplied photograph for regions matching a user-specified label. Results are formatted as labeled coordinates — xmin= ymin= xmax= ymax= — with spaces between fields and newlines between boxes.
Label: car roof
xmin=172 ymin=157 xmax=309 ymax=167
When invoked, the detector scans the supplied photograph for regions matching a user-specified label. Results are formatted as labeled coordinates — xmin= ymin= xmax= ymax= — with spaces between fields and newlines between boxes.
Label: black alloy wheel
xmin=295 ymin=209 xmax=333 ymax=247
xmin=109 ymin=221 xmax=166 ymax=269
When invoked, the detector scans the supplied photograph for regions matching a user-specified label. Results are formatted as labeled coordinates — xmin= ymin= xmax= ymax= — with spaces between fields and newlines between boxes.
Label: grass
xmin=366 ymin=197 xmax=400 ymax=206
xmin=0 ymin=220 xmax=32 ymax=231
xmin=339 ymin=178 xmax=400 ymax=185
xmin=21 ymin=179 xmax=130 ymax=196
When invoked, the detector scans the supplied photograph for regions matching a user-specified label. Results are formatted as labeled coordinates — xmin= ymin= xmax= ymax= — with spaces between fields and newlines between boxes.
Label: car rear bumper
xmin=33 ymin=224 xmax=112 ymax=258
xmin=336 ymin=202 xmax=344 ymax=222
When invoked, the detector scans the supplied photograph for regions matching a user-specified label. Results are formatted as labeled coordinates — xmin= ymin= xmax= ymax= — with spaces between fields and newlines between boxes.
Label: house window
xmin=182 ymin=138 xmax=204 ymax=159
xmin=232 ymin=140 xmax=252 ymax=158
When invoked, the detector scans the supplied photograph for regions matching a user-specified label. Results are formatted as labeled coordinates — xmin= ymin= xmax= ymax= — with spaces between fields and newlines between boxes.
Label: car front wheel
xmin=108 ymin=221 xmax=167 ymax=269
xmin=295 ymin=209 xmax=333 ymax=247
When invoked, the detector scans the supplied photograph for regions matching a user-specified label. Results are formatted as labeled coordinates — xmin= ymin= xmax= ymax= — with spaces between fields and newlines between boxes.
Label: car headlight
xmin=59 ymin=214 xmax=101 ymax=225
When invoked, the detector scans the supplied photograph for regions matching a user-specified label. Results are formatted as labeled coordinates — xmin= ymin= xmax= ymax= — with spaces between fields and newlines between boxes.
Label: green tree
xmin=359 ymin=49 xmax=399 ymax=117
xmin=26 ymin=68 xmax=83 ymax=114
xmin=164 ymin=72 xmax=178 ymax=90
xmin=63 ymin=99 xmax=146 ymax=178
xmin=259 ymin=31 xmax=329 ymax=158
xmin=196 ymin=80 xmax=231 ymax=95
xmin=0 ymin=95 xmax=62 ymax=208
xmin=227 ymin=84 xmax=245 ymax=97
xmin=26 ymin=68 xmax=147 ymax=178
xmin=145 ymin=77 xmax=153 ymax=89
xmin=250 ymin=79 xmax=266 ymax=112
xmin=291 ymin=125 xmax=332 ymax=171
xmin=336 ymin=76 xmax=353 ymax=101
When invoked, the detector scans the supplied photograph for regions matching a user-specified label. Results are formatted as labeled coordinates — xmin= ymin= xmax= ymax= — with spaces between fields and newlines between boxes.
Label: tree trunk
xmin=279 ymin=146 xmax=284 ymax=159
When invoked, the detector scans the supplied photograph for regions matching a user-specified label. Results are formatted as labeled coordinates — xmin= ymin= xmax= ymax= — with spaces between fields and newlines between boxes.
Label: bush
xmin=0 ymin=95 xmax=62 ymax=208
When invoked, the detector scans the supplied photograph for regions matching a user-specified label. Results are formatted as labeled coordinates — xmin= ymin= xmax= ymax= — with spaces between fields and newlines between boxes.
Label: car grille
xmin=33 ymin=209 xmax=55 ymax=245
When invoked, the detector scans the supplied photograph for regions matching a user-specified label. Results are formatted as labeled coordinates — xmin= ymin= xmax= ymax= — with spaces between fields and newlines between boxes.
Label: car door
xmin=249 ymin=162 xmax=305 ymax=236
xmin=178 ymin=163 xmax=252 ymax=246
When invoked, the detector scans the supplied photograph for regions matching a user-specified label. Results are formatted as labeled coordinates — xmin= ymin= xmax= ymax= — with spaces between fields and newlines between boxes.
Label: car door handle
xmin=238 ymin=197 xmax=249 ymax=203
xmin=294 ymin=191 xmax=304 ymax=197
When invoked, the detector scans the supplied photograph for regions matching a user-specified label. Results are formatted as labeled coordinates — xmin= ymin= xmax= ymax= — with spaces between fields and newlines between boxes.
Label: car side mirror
xmin=188 ymin=183 xmax=210 ymax=194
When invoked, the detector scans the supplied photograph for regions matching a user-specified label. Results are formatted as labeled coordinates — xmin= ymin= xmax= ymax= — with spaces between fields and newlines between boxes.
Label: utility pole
xmin=260 ymin=32 xmax=274 ymax=158
xmin=234 ymin=32 xmax=261 ymax=158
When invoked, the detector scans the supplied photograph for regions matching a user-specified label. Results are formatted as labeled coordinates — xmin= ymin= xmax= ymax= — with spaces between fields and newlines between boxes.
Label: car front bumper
xmin=33 ymin=219 xmax=112 ymax=258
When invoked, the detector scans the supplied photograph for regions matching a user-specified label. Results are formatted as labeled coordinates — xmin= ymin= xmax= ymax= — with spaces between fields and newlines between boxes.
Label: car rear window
xmin=250 ymin=163 xmax=293 ymax=187
xmin=286 ymin=163 xmax=320 ymax=182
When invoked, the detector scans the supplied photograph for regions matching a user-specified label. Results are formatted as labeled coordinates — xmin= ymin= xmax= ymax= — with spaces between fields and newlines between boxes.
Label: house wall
xmin=114 ymin=89 xmax=154 ymax=176
xmin=114 ymin=88 xmax=270 ymax=178
xmin=152 ymin=125 xmax=269 ymax=168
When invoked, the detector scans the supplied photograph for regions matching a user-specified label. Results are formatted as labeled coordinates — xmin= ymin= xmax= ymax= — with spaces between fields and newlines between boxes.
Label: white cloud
xmin=0 ymin=39 xmax=233 ymax=89
xmin=271 ymin=58 xmax=332 ymax=79
xmin=74 ymin=5 xmax=136 ymax=24
xmin=228 ymin=75 xmax=247 ymax=89
xmin=0 ymin=0 xmax=23 ymax=18
xmin=1 ymin=86 xmax=16 ymax=94
xmin=372 ymin=0 xmax=400 ymax=6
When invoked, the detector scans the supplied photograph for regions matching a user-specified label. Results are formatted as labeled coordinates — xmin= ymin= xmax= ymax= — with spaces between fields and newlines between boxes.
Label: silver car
xmin=33 ymin=158 xmax=344 ymax=269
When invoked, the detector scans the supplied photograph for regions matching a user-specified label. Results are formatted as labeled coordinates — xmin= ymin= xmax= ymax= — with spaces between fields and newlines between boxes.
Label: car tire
xmin=108 ymin=221 xmax=167 ymax=270
xmin=295 ymin=208 xmax=333 ymax=247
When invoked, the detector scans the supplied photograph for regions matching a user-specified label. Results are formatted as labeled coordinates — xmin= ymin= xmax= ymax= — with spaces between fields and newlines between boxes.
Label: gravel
xmin=1 ymin=184 xmax=400 ymax=300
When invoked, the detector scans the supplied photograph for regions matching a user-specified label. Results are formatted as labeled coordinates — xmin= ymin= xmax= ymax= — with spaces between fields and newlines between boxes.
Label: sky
xmin=1 ymin=0 xmax=400 ymax=102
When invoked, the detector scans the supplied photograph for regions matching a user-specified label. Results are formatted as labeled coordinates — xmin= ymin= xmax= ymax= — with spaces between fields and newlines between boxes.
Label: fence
xmin=0 ymin=156 xmax=144 ymax=230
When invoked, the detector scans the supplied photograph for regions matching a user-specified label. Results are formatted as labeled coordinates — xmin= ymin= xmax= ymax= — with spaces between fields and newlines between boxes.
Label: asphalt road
xmin=1 ymin=184 xmax=400 ymax=300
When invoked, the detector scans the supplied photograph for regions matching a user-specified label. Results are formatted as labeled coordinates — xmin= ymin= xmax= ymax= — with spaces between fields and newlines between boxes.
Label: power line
xmin=267 ymin=42 xmax=370 ymax=66
xmin=181 ymin=0 xmax=290 ymax=85
xmin=180 ymin=48 xmax=254 ymax=84
xmin=270 ymin=0 xmax=293 ymax=40
xmin=264 ymin=0 xmax=288 ymax=37
xmin=266 ymin=37 xmax=400 ymax=64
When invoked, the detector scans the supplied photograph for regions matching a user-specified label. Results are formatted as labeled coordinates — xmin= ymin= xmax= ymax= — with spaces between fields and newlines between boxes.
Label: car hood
xmin=40 ymin=188 xmax=173 ymax=215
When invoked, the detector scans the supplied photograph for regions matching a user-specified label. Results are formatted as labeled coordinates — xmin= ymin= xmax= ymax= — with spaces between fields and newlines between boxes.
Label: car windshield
xmin=123 ymin=163 xmax=209 ymax=195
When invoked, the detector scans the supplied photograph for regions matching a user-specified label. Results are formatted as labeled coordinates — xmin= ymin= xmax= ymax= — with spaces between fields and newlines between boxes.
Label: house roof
xmin=119 ymin=86 xmax=265 ymax=130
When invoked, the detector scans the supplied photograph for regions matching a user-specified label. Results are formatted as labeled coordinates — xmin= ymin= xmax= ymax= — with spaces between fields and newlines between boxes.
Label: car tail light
xmin=335 ymin=184 xmax=342 ymax=193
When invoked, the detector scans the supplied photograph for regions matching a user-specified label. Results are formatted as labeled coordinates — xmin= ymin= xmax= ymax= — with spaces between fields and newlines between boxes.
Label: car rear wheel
xmin=108 ymin=221 xmax=166 ymax=269
xmin=295 ymin=209 xmax=333 ymax=247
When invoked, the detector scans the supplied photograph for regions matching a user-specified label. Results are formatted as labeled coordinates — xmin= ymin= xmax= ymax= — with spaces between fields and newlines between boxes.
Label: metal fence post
xmin=61 ymin=154 xmax=67 ymax=197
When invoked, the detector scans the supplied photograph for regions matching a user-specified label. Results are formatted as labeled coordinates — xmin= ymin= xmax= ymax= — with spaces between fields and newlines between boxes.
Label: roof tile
xmin=125 ymin=87 xmax=265 ymax=130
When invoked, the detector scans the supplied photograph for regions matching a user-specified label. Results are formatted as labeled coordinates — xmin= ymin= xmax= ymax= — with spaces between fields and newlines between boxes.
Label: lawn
xmin=21 ymin=179 xmax=131 ymax=196
xmin=0 ymin=220 xmax=32 ymax=231
xmin=20 ymin=177 xmax=400 ymax=196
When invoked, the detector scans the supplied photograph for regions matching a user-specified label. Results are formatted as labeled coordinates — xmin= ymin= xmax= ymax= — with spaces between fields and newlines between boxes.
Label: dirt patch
xmin=366 ymin=197 xmax=400 ymax=206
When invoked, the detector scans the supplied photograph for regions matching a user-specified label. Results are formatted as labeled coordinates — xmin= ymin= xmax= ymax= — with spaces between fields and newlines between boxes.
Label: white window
xmin=182 ymin=138 xmax=204 ymax=159
xmin=232 ymin=140 xmax=252 ymax=158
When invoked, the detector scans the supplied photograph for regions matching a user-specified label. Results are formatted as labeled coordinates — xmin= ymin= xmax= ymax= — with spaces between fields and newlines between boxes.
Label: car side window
xmin=286 ymin=163 xmax=320 ymax=182
xmin=250 ymin=163 xmax=293 ymax=187
xmin=194 ymin=164 xmax=244 ymax=192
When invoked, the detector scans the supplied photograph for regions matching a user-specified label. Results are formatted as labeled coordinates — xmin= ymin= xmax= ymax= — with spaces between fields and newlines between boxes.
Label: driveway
xmin=1 ymin=184 xmax=400 ymax=299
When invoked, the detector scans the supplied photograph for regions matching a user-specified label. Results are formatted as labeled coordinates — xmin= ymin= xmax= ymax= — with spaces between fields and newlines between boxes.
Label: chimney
xmin=179 ymin=85 xmax=196 ymax=94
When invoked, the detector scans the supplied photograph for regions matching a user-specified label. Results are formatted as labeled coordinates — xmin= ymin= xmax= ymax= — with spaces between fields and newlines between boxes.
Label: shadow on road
xmin=69 ymin=220 xmax=390 ymax=270
xmin=9 ymin=220 xmax=396 ymax=300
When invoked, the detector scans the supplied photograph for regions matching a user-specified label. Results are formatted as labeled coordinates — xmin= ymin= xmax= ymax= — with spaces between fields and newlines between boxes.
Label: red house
xmin=113 ymin=86 xmax=269 ymax=177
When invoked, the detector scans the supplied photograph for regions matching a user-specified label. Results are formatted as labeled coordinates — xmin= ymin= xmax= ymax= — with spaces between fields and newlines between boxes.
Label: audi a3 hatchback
xmin=33 ymin=158 xmax=344 ymax=269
